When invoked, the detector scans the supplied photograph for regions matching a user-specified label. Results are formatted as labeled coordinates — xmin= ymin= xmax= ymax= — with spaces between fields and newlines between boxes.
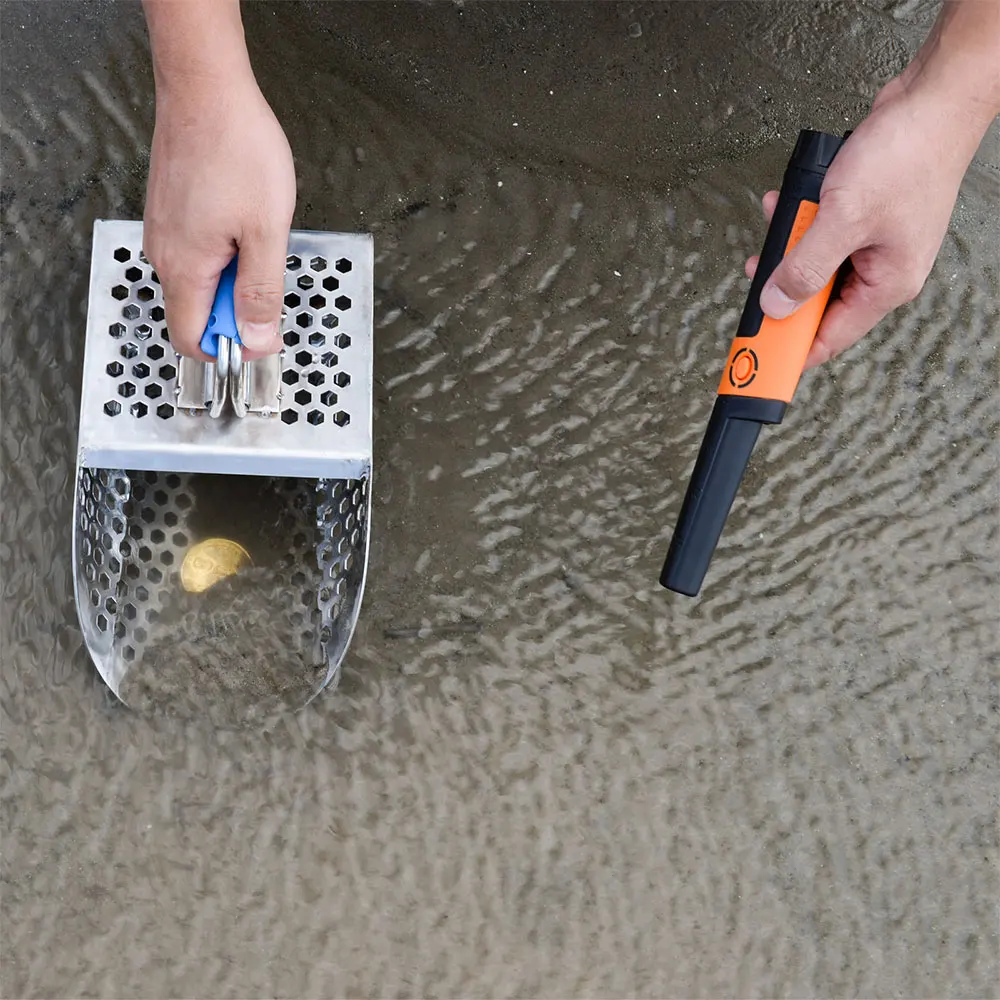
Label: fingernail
xmin=239 ymin=321 xmax=280 ymax=351
xmin=760 ymin=283 xmax=797 ymax=320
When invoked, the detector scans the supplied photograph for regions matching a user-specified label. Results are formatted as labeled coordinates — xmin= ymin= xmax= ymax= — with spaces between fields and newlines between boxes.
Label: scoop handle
xmin=199 ymin=257 xmax=241 ymax=358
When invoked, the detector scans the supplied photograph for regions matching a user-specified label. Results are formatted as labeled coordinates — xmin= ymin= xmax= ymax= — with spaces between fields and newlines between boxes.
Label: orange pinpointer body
xmin=660 ymin=129 xmax=850 ymax=597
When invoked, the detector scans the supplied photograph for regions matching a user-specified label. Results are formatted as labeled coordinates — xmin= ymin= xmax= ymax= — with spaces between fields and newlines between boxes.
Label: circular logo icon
xmin=728 ymin=347 xmax=758 ymax=389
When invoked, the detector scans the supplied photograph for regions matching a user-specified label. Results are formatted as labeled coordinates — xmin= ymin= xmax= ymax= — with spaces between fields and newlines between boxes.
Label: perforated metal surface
xmin=73 ymin=221 xmax=374 ymax=706
xmin=72 ymin=469 xmax=370 ymax=702
xmin=78 ymin=221 xmax=373 ymax=479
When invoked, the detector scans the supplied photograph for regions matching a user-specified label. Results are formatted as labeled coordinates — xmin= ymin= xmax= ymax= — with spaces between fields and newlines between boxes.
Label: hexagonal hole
xmin=109 ymin=322 xmax=126 ymax=339
xmin=113 ymin=247 xmax=131 ymax=262
xmin=322 ymin=276 xmax=339 ymax=291
xmin=147 ymin=343 xmax=165 ymax=361
xmin=333 ymin=410 xmax=350 ymax=426
xmin=148 ymin=567 xmax=163 ymax=585
xmin=132 ymin=362 xmax=150 ymax=379
xmin=334 ymin=333 xmax=351 ymax=349
xmin=150 ymin=305 xmax=165 ymax=322
xmin=310 ymin=256 xmax=327 ymax=271
xmin=135 ymin=323 xmax=152 ymax=341
xmin=281 ymin=369 xmax=299 ymax=385
xmin=283 ymin=331 xmax=300 ymax=348
xmin=297 ymin=274 xmax=314 ymax=290
xmin=294 ymin=350 xmax=311 ymax=367
xmin=161 ymin=551 xmax=174 ymax=566
xmin=172 ymin=532 xmax=188 ymax=547
xmin=176 ymin=492 xmax=192 ymax=510
xmin=118 ymin=381 xmax=136 ymax=398
xmin=309 ymin=294 xmax=326 ymax=310
xmin=334 ymin=295 xmax=351 ymax=311
xmin=156 ymin=403 xmax=174 ymax=419
xmin=321 ymin=313 xmax=339 ymax=330
xmin=130 ymin=401 xmax=148 ymax=418
xmin=121 ymin=342 xmax=138 ymax=359
xmin=321 ymin=352 xmax=337 ymax=368
xmin=333 ymin=372 xmax=350 ymax=387
xmin=111 ymin=284 xmax=129 ymax=300
xmin=124 ymin=266 xmax=143 ymax=283
xmin=320 ymin=390 xmax=337 ymax=407
xmin=122 ymin=304 xmax=140 ymax=321
xmin=164 ymin=511 xmax=178 ymax=527
xmin=159 ymin=363 xmax=176 ymax=381
xmin=335 ymin=258 xmax=352 ymax=273
xmin=153 ymin=489 xmax=168 ymax=506
xmin=306 ymin=410 xmax=324 ymax=426
xmin=137 ymin=286 xmax=155 ymax=302
xmin=281 ymin=409 xmax=299 ymax=424
xmin=295 ymin=312 xmax=312 ymax=329
xmin=284 ymin=292 xmax=300 ymax=308
xmin=104 ymin=399 xmax=121 ymax=416
xmin=150 ymin=527 xmax=165 ymax=543
xmin=308 ymin=332 xmax=325 ymax=348
xmin=294 ymin=389 xmax=311 ymax=406
xmin=144 ymin=383 xmax=162 ymax=399
xmin=96 ymin=613 xmax=109 ymax=632
xmin=286 ymin=254 xmax=302 ymax=271
xmin=124 ymin=603 xmax=137 ymax=621
xmin=106 ymin=361 xmax=124 ymax=377
xmin=105 ymin=596 xmax=118 ymax=615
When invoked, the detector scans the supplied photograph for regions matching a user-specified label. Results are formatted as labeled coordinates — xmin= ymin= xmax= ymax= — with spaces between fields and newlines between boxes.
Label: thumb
xmin=233 ymin=230 xmax=288 ymax=355
xmin=759 ymin=201 xmax=856 ymax=320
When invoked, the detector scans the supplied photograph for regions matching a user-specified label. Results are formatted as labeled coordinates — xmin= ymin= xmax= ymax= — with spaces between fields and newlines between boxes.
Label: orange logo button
xmin=728 ymin=347 xmax=758 ymax=389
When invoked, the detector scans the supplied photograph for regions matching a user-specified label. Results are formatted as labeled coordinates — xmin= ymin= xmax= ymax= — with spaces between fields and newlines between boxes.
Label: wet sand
xmin=2 ymin=1 xmax=998 ymax=997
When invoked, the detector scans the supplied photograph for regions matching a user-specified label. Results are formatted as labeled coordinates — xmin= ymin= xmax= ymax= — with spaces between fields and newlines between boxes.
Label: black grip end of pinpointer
xmin=659 ymin=396 xmax=786 ymax=597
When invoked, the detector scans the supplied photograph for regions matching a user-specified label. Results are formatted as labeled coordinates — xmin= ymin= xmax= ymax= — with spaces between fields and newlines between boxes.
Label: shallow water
xmin=2 ymin=1 xmax=998 ymax=997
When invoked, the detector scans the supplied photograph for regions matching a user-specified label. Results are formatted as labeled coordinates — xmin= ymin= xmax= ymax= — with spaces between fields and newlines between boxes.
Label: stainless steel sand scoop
xmin=73 ymin=221 xmax=373 ymax=711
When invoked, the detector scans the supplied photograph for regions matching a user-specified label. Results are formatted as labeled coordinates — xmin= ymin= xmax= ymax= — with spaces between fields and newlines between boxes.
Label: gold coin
xmin=180 ymin=537 xmax=252 ymax=593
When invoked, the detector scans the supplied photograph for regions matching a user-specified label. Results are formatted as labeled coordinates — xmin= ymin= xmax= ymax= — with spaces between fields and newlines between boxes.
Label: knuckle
xmin=820 ymin=188 xmax=868 ymax=238
xmin=237 ymin=279 xmax=284 ymax=308
xmin=784 ymin=257 xmax=830 ymax=295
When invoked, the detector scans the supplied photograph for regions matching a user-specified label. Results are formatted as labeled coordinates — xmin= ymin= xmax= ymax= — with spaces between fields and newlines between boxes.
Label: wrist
xmin=898 ymin=1 xmax=1000 ymax=133
xmin=153 ymin=64 xmax=260 ymax=121
xmin=143 ymin=0 xmax=258 ymax=107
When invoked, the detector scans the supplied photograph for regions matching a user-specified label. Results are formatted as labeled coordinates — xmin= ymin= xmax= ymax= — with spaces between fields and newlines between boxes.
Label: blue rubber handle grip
xmin=199 ymin=257 xmax=242 ymax=358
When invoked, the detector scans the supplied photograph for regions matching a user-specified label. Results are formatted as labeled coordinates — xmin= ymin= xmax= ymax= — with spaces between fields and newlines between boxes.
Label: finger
xmin=760 ymin=198 xmax=859 ymax=320
xmin=745 ymin=254 xmax=759 ymax=279
xmin=761 ymin=189 xmax=778 ymax=222
xmin=803 ymin=270 xmax=890 ymax=369
xmin=233 ymin=229 xmax=288 ymax=356
xmin=155 ymin=264 xmax=223 ymax=362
